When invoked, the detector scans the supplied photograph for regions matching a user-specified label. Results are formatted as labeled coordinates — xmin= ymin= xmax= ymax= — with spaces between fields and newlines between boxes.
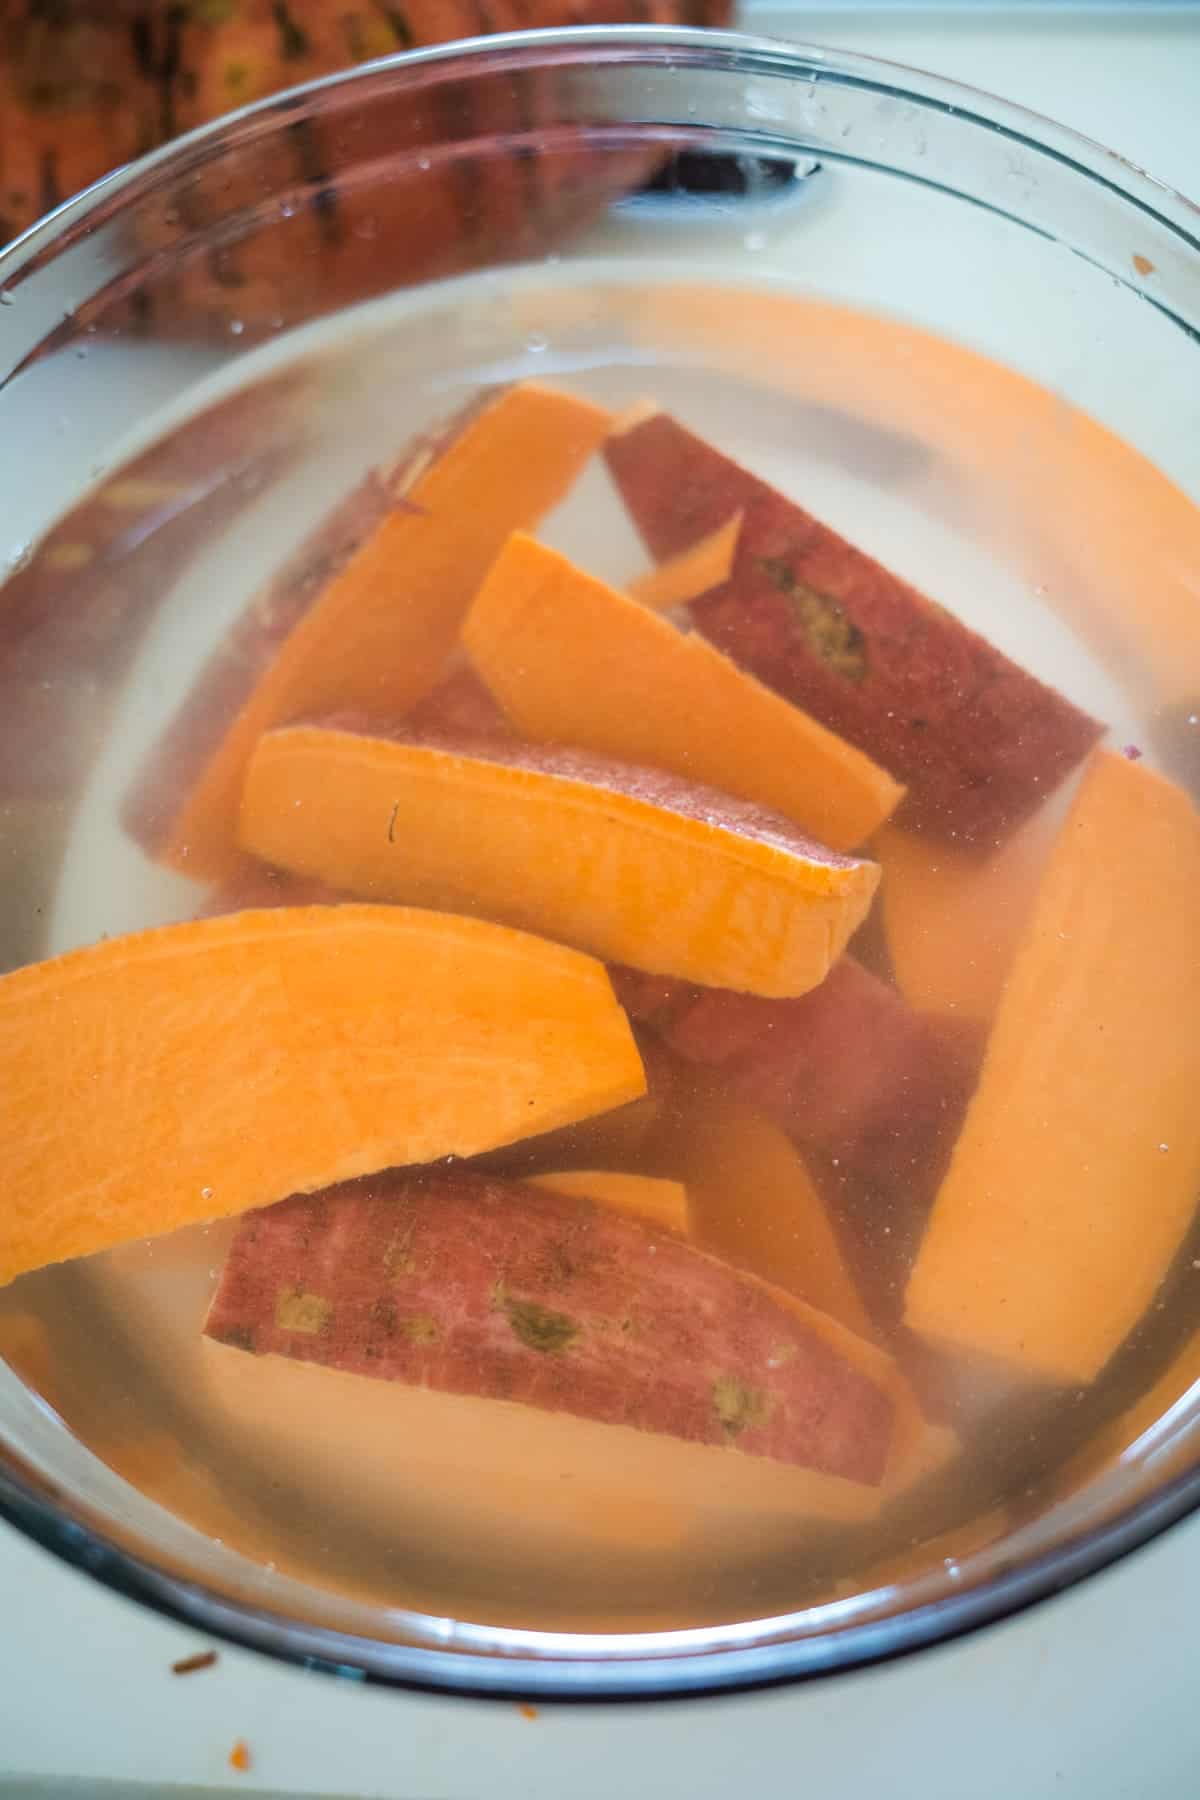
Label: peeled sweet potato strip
xmin=876 ymin=810 xmax=1057 ymax=1023
xmin=645 ymin=1070 xmax=875 ymax=1342
xmin=627 ymin=512 xmax=743 ymax=612
xmin=905 ymin=750 xmax=1200 ymax=1383
xmin=530 ymin=1169 xmax=689 ymax=1234
xmin=0 ymin=905 xmax=643 ymax=1288
xmin=239 ymin=722 xmax=879 ymax=998
xmin=464 ymin=533 xmax=902 ymax=852
xmin=131 ymin=383 xmax=609 ymax=882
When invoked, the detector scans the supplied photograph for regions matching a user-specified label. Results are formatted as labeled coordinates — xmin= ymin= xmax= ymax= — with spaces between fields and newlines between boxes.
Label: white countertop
xmin=3 ymin=10 xmax=1200 ymax=1795
xmin=751 ymin=5 xmax=1200 ymax=203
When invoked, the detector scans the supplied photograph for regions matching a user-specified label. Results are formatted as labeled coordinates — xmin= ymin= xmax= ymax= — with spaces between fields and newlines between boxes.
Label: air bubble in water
xmin=0 ymin=288 xmax=13 ymax=306
xmin=743 ymin=230 xmax=767 ymax=253
xmin=525 ymin=332 xmax=548 ymax=353
xmin=229 ymin=318 xmax=245 ymax=336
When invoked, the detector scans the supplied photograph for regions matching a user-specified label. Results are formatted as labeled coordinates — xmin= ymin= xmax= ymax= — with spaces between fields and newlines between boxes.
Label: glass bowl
xmin=1 ymin=25 xmax=1199 ymax=1699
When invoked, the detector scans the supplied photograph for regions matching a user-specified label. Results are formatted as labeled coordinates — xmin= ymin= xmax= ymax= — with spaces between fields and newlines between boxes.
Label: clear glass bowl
xmin=1 ymin=26 xmax=1198 ymax=1698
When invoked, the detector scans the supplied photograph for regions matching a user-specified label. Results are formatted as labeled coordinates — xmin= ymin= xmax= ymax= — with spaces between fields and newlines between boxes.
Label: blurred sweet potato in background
xmin=0 ymin=2 xmax=734 ymax=245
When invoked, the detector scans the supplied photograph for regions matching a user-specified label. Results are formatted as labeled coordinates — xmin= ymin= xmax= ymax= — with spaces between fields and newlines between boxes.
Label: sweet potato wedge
xmin=615 ymin=958 xmax=982 ymax=1326
xmin=0 ymin=905 xmax=644 ymax=1288
xmin=464 ymin=532 xmax=903 ymax=851
xmin=905 ymin=750 xmax=1200 ymax=1383
xmin=613 ymin=957 xmax=980 ymax=1196
xmin=604 ymin=409 xmax=1104 ymax=844
xmin=239 ymin=723 xmax=879 ymax=996
xmin=876 ymin=811 xmax=1056 ymax=1022
xmin=126 ymin=383 xmax=608 ymax=881
xmin=645 ymin=1070 xmax=874 ymax=1342
xmin=205 ymin=1167 xmax=897 ymax=1517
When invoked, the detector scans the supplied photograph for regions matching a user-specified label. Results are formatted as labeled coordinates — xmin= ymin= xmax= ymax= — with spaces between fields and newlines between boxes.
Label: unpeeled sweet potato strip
xmin=604 ymin=408 xmax=1104 ymax=844
xmin=876 ymin=810 xmax=1057 ymax=1023
xmin=0 ymin=905 xmax=644 ymax=1288
xmin=205 ymin=1168 xmax=896 ymax=1505
xmin=905 ymin=750 xmax=1200 ymax=1384
xmin=135 ymin=383 xmax=609 ymax=881
xmin=239 ymin=723 xmax=879 ymax=997
xmin=613 ymin=957 xmax=980 ymax=1200
xmin=464 ymin=533 xmax=902 ymax=852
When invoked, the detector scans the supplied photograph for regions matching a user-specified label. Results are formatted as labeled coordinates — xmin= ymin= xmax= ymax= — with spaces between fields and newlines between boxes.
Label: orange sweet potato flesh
xmin=0 ymin=905 xmax=644 ymax=1289
xmin=464 ymin=533 xmax=903 ymax=852
xmin=876 ymin=810 xmax=1057 ymax=1023
xmin=905 ymin=750 xmax=1200 ymax=1384
xmin=531 ymin=1169 xmax=689 ymax=1235
xmin=240 ymin=723 xmax=879 ymax=997
xmin=205 ymin=1167 xmax=896 ymax=1513
xmin=627 ymin=513 xmax=743 ymax=613
xmin=128 ymin=384 xmax=608 ymax=883
xmin=646 ymin=1070 xmax=874 ymax=1342
xmin=614 ymin=958 xmax=983 ymax=1327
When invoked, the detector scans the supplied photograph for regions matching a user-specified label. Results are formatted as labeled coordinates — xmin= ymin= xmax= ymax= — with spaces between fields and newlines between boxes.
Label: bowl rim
xmin=0 ymin=19 xmax=1196 ymax=298
xmin=1 ymin=21 xmax=1199 ymax=1699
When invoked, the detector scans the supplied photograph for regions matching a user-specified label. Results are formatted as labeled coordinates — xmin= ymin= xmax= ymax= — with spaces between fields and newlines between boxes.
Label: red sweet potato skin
xmin=604 ymin=413 xmax=1104 ymax=844
xmin=205 ymin=1166 xmax=893 ymax=1483
xmin=611 ymin=959 xmax=982 ymax=1325
xmin=612 ymin=957 xmax=980 ymax=1190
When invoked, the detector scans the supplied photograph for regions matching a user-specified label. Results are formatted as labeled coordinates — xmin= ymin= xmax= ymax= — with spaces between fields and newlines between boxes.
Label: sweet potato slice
xmin=531 ymin=1169 xmax=689 ymax=1234
xmin=646 ymin=1071 xmax=874 ymax=1341
xmin=128 ymin=383 xmax=609 ymax=882
xmin=627 ymin=512 xmax=743 ymax=612
xmin=205 ymin=1167 xmax=896 ymax=1517
xmin=614 ymin=957 xmax=980 ymax=1197
xmin=239 ymin=723 xmax=878 ymax=996
xmin=464 ymin=533 xmax=902 ymax=852
xmin=905 ymin=751 xmax=1200 ymax=1383
xmin=0 ymin=906 xmax=643 ymax=1288
xmin=876 ymin=811 xmax=1057 ymax=1023
xmin=615 ymin=958 xmax=982 ymax=1325
xmin=604 ymin=409 xmax=1104 ymax=844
